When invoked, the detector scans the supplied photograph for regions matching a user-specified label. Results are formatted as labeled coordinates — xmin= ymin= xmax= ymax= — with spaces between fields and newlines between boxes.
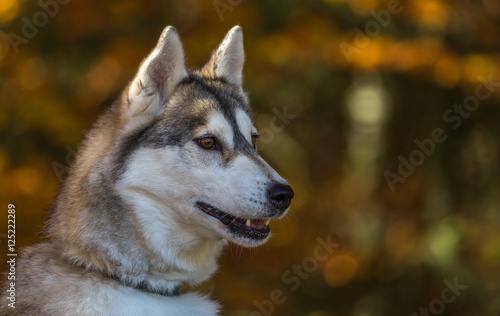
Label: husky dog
xmin=0 ymin=26 xmax=293 ymax=315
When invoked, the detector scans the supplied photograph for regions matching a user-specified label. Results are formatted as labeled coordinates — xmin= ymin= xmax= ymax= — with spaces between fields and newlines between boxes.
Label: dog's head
xmin=116 ymin=26 xmax=293 ymax=248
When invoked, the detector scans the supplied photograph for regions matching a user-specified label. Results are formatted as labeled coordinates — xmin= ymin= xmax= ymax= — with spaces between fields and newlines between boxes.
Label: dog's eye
xmin=251 ymin=134 xmax=260 ymax=149
xmin=199 ymin=137 xmax=217 ymax=149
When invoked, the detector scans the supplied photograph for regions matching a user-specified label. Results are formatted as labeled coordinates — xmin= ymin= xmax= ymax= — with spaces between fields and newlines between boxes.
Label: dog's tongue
xmin=249 ymin=219 xmax=266 ymax=229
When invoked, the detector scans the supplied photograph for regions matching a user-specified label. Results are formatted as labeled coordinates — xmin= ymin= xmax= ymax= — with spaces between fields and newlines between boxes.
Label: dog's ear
xmin=127 ymin=26 xmax=187 ymax=118
xmin=202 ymin=26 xmax=245 ymax=86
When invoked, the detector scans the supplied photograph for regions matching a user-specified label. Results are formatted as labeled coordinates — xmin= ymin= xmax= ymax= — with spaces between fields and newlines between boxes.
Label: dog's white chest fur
xmin=71 ymin=284 xmax=220 ymax=316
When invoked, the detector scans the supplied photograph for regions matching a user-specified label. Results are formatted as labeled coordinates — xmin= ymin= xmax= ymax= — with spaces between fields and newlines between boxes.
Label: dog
xmin=0 ymin=26 xmax=293 ymax=315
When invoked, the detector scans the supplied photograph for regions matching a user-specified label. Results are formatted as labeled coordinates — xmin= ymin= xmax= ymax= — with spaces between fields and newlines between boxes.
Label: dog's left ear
xmin=127 ymin=26 xmax=188 ymax=118
xmin=202 ymin=26 xmax=245 ymax=86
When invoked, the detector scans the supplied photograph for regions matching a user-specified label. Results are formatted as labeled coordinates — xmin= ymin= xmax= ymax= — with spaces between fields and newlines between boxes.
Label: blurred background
xmin=1 ymin=0 xmax=500 ymax=315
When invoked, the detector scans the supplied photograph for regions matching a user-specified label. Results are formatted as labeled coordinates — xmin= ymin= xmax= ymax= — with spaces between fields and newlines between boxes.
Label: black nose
xmin=267 ymin=183 xmax=294 ymax=211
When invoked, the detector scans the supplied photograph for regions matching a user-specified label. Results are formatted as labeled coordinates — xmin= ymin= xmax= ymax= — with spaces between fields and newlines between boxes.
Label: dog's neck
xmin=49 ymin=176 xmax=226 ymax=296
xmin=54 ymin=225 xmax=226 ymax=296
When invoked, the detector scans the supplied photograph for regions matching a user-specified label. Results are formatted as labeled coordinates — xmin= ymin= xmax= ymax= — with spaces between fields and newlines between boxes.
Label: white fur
xmin=40 ymin=276 xmax=219 ymax=316
xmin=235 ymin=108 xmax=256 ymax=144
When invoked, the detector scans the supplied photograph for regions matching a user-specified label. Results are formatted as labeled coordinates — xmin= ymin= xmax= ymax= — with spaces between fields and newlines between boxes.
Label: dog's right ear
xmin=127 ymin=26 xmax=187 ymax=119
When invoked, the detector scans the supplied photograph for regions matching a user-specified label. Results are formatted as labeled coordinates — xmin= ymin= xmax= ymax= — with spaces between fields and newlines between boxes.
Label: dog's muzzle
xmin=195 ymin=182 xmax=293 ymax=241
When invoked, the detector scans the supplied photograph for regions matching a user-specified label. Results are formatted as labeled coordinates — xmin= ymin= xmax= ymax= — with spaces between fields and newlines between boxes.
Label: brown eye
xmin=199 ymin=137 xmax=216 ymax=149
xmin=251 ymin=134 xmax=260 ymax=149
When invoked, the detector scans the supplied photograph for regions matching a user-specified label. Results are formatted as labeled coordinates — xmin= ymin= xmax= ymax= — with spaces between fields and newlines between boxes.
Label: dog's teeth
xmin=246 ymin=219 xmax=251 ymax=226
xmin=265 ymin=219 xmax=271 ymax=226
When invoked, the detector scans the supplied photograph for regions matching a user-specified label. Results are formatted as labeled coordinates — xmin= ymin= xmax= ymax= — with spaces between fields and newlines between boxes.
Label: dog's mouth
xmin=196 ymin=202 xmax=270 ymax=240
